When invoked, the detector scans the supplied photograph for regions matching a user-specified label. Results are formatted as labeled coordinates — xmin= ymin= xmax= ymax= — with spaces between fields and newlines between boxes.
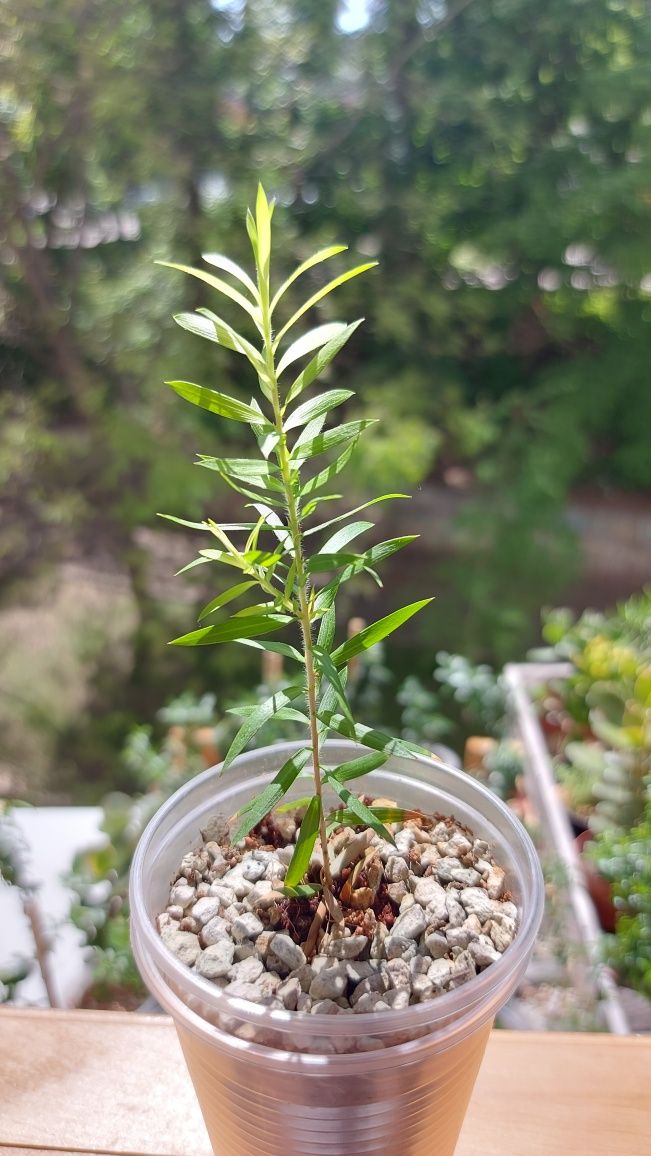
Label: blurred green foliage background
xmin=1 ymin=0 xmax=650 ymax=799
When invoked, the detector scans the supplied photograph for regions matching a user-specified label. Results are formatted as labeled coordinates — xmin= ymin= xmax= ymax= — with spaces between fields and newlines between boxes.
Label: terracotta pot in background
xmin=575 ymin=829 xmax=616 ymax=934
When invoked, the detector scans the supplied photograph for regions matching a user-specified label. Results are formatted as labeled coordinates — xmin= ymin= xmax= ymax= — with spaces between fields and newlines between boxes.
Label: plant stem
xmin=258 ymin=268 xmax=336 ymax=900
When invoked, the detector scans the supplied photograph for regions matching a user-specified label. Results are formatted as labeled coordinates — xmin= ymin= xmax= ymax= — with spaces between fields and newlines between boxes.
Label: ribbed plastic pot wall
xmin=130 ymin=741 xmax=544 ymax=1156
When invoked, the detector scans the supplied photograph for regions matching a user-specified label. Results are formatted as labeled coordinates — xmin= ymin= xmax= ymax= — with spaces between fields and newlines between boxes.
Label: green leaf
xmin=166 ymin=381 xmax=266 ymax=424
xmin=198 ymin=581 xmax=258 ymax=621
xmin=246 ymin=208 xmax=258 ymax=257
xmin=275 ymin=796 xmax=313 ymax=814
xmin=273 ymin=263 xmax=378 ymax=348
xmin=170 ymin=614 xmax=291 ymax=647
xmin=326 ymin=751 xmax=388 ymax=783
xmin=249 ymin=503 xmax=293 ymax=552
xmin=292 ymin=419 xmax=375 ymax=463
xmin=157 ymin=261 xmax=261 ymax=325
xmin=247 ymin=397 xmax=280 ymax=458
xmin=304 ymin=494 xmax=409 ymax=536
xmin=202 ymin=252 xmax=259 ymax=299
xmin=302 ymin=494 xmax=344 ymax=518
xmin=282 ymin=882 xmax=322 ymax=899
xmin=284 ymin=796 xmax=322 ymax=889
xmin=255 ymin=183 xmax=272 ymax=277
xmin=326 ymin=806 xmax=412 ymax=835
xmin=277 ymin=323 xmax=348 ymax=378
xmin=285 ymin=320 xmax=363 ymax=406
xmin=317 ymin=709 xmax=434 ymax=762
xmin=270 ymin=245 xmax=348 ymax=313
xmin=238 ymin=638 xmax=305 ymax=663
xmin=224 ymin=685 xmax=305 ymax=769
xmin=306 ymin=552 xmax=361 ymax=575
xmin=198 ymin=456 xmax=283 ymax=492
xmin=319 ymin=520 xmax=374 ymax=555
xmin=313 ymin=538 xmax=419 ymax=604
xmin=316 ymin=606 xmax=336 ymax=652
xmin=292 ymin=413 xmax=328 ymax=455
xmin=197 ymin=462 xmax=287 ymax=508
xmin=313 ymin=645 xmax=355 ymax=727
xmin=300 ymin=439 xmax=358 ymax=497
xmin=199 ymin=547 xmax=281 ymax=571
xmin=175 ymin=311 xmax=264 ymax=370
xmin=175 ymin=556 xmax=211 ymax=576
xmin=232 ymin=748 xmax=311 ymax=842
xmin=285 ymin=389 xmax=354 ymax=432
xmin=332 ymin=600 xmax=433 ymax=666
xmin=324 ymin=780 xmax=394 ymax=843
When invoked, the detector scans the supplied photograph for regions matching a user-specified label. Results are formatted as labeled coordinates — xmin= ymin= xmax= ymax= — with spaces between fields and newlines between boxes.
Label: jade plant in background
xmin=587 ymin=791 xmax=651 ymax=998
xmin=159 ymin=187 xmax=432 ymax=910
xmin=540 ymin=592 xmax=651 ymax=832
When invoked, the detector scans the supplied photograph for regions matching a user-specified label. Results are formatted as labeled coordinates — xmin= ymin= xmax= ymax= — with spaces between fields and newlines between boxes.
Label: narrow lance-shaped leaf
xmin=270 ymin=245 xmax=348 ymax=313
xmin=318 ymin=520 xmax=374 ymax=556
xmin=223 ymin=685 xmax=305 ymax=769
xmin=197 ymin=461 xmax=287 ymax=509
xmin=246 ymin=208 xmax=258 ymax=258
xmin=306 ymin=551 xmax=362 ymax=575
xmin=326 ymin=751 xmax=388 ymax=783
xmin=292 ymin=420 xmax=376 ymax=463
xmin=156 ymin=261 xmax=261 ymax=326
xmin=313 ymin=537 xmax=419 ymax=609
xmin=255 ymin=184 xmax=272 ymax=278
xmin=291 ymin=413 xmax=328 ymax=456
xmin=170 ymin=614 xmax=291 ymax=648
xmin=316 ymin=664 xmax=348 ymax=744
xmin=284 ymin=389 xmax=354 ymax=432
xmin=273 ymin=263 xmax=378 ymax=349
xmin=300 ymin=439 xmax=359 ymax=497
xmin=285 ymin=320 xmax=363 ymax=407
xmin=238 ymin=638 xmax=305 ymax=663
xmin=277 ymin=323 xmax=348 ymax=378
xmin=332 ymin=600 xmax=433 ymax=667
xmin=316 ymin=606 xmax=336 ymax=653
xmin=175 ymin=311 xmax=264 ymax=371
xmin=159 ymin=514 xmax=256 ymax=532
xmin=284 ymin=796 xmax=322 ymax=889
xmin=304 ymin=494 xmax=409 ymax=536
xmin=324 ymin=779 xmax=394 ymax=843
xmin=326 ymin=806 xmax=418 ymax=835
xmin=313 ymin=645 xmax=355 ymax=728
xmin=198 ymin=581 xmax=258 ymax=622
xmin=202 ymin=252 xmax=259 ymax=299
xmin=318 ymin=708 xmax=435 ymax=762
xmin=166 ymin=381 xmax=266 ymax=424
xmin=232 ymin=747 xmax=312 ymax=842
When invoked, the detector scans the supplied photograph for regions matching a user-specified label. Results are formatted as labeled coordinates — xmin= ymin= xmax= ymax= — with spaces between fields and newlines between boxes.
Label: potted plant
xmin=130 ymin=188 xmax=544 ymax=1156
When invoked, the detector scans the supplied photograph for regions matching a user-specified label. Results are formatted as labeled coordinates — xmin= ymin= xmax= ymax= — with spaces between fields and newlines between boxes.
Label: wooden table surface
xmin=1 ymin=1008 xmax=649 ymax=1155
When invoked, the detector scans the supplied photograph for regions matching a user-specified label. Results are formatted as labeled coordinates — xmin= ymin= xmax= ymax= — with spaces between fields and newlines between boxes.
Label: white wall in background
xmin=0 ymin=807 xmax=104 ymax=1007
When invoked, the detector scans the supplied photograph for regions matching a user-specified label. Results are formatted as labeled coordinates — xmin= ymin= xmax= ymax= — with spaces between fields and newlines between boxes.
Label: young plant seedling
xmin=160 ymin=185 xmax=432 ymax=917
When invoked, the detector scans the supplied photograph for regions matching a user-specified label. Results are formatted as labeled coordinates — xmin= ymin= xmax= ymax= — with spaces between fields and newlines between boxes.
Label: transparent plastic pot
xmin=130 ymin=740 xmax=544 ymax=1156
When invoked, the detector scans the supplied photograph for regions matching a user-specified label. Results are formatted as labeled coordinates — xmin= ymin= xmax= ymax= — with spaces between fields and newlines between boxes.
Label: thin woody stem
xmin=257 ymin=255 xmax=336 ymax=900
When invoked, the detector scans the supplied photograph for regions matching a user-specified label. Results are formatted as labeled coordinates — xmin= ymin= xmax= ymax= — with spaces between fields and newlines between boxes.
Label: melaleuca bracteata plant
xmin=160 ymin=186 xmax=432 ymax=917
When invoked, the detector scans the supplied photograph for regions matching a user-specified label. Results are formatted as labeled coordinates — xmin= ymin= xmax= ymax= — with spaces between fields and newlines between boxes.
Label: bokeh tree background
xmin=1 ymin=0 xmax=650 ymax=798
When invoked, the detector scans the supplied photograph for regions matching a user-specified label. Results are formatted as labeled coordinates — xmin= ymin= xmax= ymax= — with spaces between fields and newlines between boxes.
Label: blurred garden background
xmin=0 ymin=0 xmax=649 ymax=1023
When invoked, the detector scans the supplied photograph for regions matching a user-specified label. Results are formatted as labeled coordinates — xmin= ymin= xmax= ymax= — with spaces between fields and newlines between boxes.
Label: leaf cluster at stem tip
xmin=158 ymin=184 xmax=434 ymax=901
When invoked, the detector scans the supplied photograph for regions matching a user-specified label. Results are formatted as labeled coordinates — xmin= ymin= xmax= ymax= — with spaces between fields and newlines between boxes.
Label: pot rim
xmin=130 ymin=739 xmax=544 ymax=1038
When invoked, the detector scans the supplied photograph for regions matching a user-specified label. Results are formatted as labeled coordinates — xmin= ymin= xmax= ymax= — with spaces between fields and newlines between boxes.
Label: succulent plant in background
xmin=541 ymin=592 xmax=651 ymax=832
xmin=587 ymin=789 xmax=651 ymax=998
